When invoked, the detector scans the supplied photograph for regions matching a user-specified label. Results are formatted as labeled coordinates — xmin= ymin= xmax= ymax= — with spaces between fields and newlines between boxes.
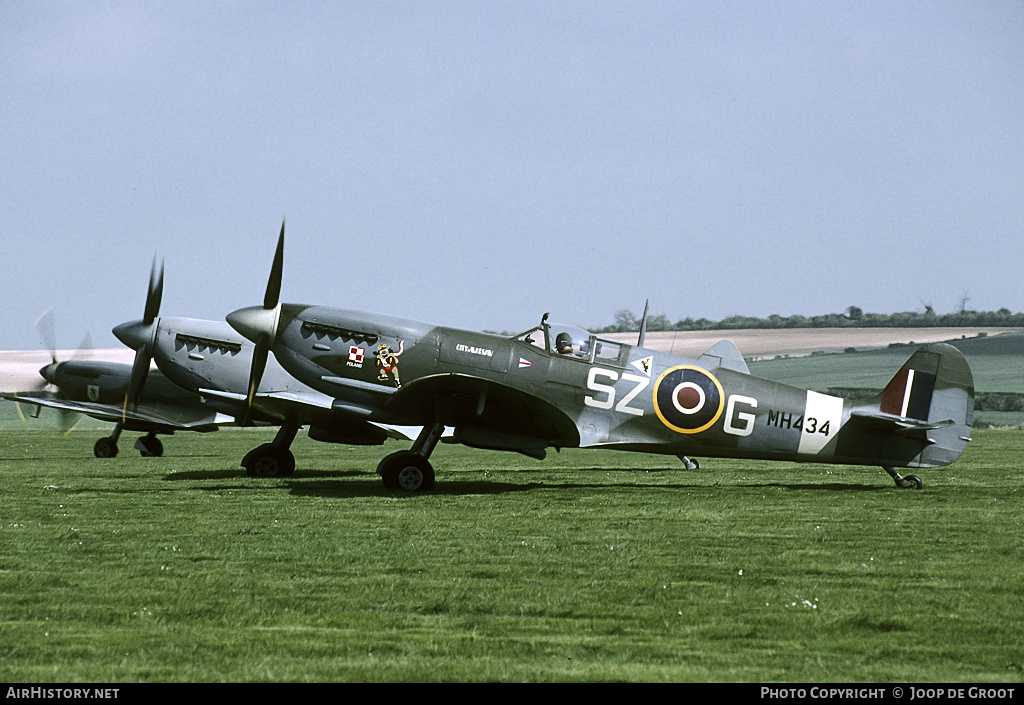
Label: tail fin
xmin=851 ymin=343 xmax=974 ymax=468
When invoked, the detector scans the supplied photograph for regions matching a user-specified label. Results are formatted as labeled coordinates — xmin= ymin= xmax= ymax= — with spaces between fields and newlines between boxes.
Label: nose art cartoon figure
xmin=376 ymin=341 xmax=404 ymax=388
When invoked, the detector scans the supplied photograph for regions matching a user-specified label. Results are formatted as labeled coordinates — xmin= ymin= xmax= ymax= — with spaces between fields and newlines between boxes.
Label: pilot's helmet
xmin=555 ymin=332 xmax=573 ymax=354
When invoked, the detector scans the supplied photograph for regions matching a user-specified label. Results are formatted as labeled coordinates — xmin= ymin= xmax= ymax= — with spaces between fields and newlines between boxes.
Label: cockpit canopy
xmin=513 ymin=317 xmax=624 ymax=364
xmin=550 ymin=325 xmax=591 ymax=357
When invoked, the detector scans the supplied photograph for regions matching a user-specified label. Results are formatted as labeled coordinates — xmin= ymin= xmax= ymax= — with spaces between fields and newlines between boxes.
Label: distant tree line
xmin=594 ymin=307 xmax=1024 ymax=334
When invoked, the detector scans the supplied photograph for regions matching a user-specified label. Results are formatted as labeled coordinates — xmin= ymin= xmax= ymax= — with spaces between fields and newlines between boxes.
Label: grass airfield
xmin=1 ymin=428 xmax=1021 ymax=682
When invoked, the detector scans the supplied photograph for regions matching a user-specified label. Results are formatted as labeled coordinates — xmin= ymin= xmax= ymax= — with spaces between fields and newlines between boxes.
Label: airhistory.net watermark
xmin=5 ymin=688 xmax=119 ymax=700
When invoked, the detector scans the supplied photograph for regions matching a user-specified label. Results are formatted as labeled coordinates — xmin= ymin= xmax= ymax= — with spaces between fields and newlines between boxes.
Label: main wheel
xmin=244 ymin=444 xmax=295 ymax=477
xmin=94 ymin=437 xmax=118 ymax=459
xmin=377 ymin=452 xmax=435 ymax=492
xmin=135 ymin=435 xmax=164 ymax=457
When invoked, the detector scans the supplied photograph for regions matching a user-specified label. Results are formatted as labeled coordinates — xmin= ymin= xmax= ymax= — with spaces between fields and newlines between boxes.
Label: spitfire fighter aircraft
xmin=225 ymin=223 xmax=974 ymax=492
xmin=2 ymin=310 xmax=232 ymax=458
xmin=5 ymin=263 xmax=418 ymax=471
xmin=108 ymin=259 xmax=420 ymax=475
xmin=4 ymin=354 xmax=231 ymax=458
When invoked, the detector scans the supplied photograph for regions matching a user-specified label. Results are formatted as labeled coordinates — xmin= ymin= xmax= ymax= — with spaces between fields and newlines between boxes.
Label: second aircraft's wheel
xmin=244 ymin=444 xmax=296 ymax=478
xmin=378 ymin=452 xmax=435 ymax=492
xmin=94 ymin=437 xmax=119 ymax=459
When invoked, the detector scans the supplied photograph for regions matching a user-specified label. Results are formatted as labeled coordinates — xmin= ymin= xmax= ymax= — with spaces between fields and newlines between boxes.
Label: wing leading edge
xmin=3 ymin=394 xmax=229 ymax=432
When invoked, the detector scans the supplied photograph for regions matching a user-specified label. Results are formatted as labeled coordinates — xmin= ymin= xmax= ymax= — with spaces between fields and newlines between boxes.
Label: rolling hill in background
xmin=746 ymin=331 xmax=1024 ymax=393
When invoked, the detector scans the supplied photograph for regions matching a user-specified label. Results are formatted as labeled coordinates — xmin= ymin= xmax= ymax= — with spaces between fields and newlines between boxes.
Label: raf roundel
xmin=653 ymin=365 xmax=725 ymax=434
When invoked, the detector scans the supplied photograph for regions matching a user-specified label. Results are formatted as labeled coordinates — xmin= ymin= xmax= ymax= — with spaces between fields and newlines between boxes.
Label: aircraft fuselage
xmin=260 ymin=304 xmax=970 ymax=471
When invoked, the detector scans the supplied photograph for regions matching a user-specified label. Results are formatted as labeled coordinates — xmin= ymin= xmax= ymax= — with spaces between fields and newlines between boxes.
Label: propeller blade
xmin=59 ymin=408 xmax=80 ymax=436
xmin=71 ymin=331 xmax=94 ymax=361
xmin=229 ymin=220 xmax=287 ymax=424
xmin=125 ymin=344 xmax=152 ymax=415
xmin=243 ymin=333 xmax=270 ymax=424
xmin=36 ymin=309 xmax=57 ymax=364
xmin=61 ymin=414 xmax=82 ymax=436
xmin=119 ymin=256 xmax=164 ymax=420
xmin=28 ymin=310 xmax=97 ymax=433
xmin=264 ymin=219 xmax=285 ymax=310
xmin=144 ymin=257 xmax=164 ymax=325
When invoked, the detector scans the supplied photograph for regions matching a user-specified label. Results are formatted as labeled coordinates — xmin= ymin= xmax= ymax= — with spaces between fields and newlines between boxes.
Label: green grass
xmin=1 ymin=429 xmax=1022 ymax=682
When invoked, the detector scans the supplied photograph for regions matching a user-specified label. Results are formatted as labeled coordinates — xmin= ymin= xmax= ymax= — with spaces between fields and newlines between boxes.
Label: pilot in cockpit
xmin=553 ymin=328 xmax=590 ymax=358
xmin=555 ymin=332 xmax=574 ymax=355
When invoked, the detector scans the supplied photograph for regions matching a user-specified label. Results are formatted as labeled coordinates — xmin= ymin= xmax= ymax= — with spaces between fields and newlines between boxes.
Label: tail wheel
xmin=898 ymin=475 xmax=923 ymax=490
xmin=885 ymin=467 xmax=923 ymax=489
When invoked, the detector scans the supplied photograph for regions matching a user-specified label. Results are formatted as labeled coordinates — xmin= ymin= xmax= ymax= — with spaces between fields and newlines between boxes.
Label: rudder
xmin=877 ymin=342 xmax=974 ymax=467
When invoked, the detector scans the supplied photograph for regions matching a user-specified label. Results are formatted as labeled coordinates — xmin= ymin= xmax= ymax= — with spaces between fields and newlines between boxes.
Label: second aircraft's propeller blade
xmin=36 ymin=309 xmax=58 ymax=365
xmin=27 ymin=311 xmax=93 ymax=433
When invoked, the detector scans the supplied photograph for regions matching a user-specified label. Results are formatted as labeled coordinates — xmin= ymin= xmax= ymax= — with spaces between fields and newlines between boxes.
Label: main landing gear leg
xmin=377 ymin=422 xmax=444 ymax=492
xmin=242 ymin=418 xmax=299 ymax=478
xmin=884 ymin=466 xmax=923 ymax=489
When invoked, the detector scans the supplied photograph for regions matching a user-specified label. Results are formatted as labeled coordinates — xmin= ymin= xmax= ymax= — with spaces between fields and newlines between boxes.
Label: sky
xmin=2 ymin=1 xmax=1023 ymax=352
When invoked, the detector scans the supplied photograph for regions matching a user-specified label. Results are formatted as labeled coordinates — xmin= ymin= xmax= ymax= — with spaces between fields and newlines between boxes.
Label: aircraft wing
xmin=2 ymin=394 xmax=228 ymax=432
xmin=386 ymin=373 xmax=581 ymax=454
xmin=199 ymin=387 xmax=332 ymax=415
xmin=202 ymin=373 xmax=578 ymax=452
xmin=198 ymin=387 xmax=421 ymax=443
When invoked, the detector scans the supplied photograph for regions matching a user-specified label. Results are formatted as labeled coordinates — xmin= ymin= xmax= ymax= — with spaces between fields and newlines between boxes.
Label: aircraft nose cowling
xmin=226 ymin=305 xmax=281 ymax=345
xmin=112 ymin=319 xmax=155 ymax=351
